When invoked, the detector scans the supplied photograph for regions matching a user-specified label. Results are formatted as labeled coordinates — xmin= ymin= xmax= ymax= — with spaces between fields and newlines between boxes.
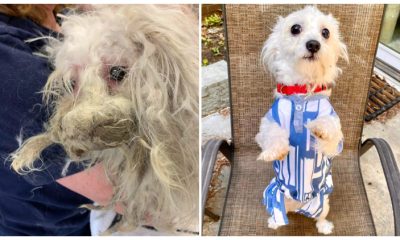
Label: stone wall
xmin=202 ymin=60 xmax=229 ymax=116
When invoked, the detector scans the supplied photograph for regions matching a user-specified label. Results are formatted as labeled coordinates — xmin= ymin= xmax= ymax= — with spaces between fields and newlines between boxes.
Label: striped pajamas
xmin=262 ymin=94 xmax=343 ymax=225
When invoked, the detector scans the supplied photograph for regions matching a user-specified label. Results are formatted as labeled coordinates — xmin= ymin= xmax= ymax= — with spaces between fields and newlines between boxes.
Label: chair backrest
xmin=225 ymin=4 xmax=384 ymax=151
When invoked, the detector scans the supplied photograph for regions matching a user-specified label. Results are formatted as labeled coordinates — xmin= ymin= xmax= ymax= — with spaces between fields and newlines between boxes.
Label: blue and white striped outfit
xmin=262 ymin=94 xmax=343 ymax=225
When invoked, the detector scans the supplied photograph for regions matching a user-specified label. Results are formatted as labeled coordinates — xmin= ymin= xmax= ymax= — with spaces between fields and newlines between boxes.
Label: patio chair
xmin=202 ymin=4 xmax=400 ymax=236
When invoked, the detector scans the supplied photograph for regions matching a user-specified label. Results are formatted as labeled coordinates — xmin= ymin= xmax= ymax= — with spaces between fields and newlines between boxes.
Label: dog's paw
xmin=267 ymin=217 xmax=283 ymax=230
xmin=305 ymin=118 xmax=343 ymax=157
xmin=306 ymin=116 xmax=341 ymax=142
xmin=257 ymin=145 xmax=289 ymax=162
xmin=316 ymin=219 xmax=334 ymax=235
xmin=312 ymin=128 xmax=329 ymax=140
xmin=307 ymin=124 xmax=330 ymax=141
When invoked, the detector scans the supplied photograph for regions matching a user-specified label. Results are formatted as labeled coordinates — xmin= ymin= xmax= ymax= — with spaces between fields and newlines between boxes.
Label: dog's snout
xmin=306 ymin=40 xmax=320 ymax=53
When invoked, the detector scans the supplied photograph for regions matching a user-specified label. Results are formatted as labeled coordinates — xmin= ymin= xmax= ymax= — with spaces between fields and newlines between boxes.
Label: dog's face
xmin=45 ymin=5 xmax=198 ymax=160
xmin=46 ymin=6 xmax=145 ymax=158
xmin=261 ymin=6 xmax=348 ymax=86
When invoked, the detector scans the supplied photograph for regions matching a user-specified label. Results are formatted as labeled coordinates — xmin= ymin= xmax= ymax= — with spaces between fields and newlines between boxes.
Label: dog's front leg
xmin=11 ymin=133 xmax=53 ymax=171
xmin=255 ymin=117 xmax=290 ymax=162
xmin=306 ymin=115 xmax=343 ymax=157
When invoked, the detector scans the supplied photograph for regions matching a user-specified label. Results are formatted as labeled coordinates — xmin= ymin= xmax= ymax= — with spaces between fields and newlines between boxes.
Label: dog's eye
xmin=291 ymin=24 xmax=302 ymax=35
xmin=110 ymin=66 xmax=127 ymax=82
xmin=322 ymin=28 xmax=330 ymax=39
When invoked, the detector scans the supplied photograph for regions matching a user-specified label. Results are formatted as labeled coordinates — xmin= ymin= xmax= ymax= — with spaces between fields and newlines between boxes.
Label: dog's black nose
xmin=306 ymin=40 xmax=320 ymax=53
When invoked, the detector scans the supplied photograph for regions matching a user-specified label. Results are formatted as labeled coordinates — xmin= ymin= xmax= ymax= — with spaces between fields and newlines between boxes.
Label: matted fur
xmin=10 ymin=5 xmax=199 ymax=233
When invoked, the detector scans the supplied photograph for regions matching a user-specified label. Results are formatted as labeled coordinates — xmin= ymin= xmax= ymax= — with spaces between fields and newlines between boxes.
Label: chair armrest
xmin=201 ymin=139 xmax=233 ymax=222
xmin=361 ymin=138 xmax=400 ymax=236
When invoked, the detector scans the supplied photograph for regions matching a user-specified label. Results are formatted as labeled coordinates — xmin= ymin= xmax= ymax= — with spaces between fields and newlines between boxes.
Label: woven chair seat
xmin=219 ymin=148 xmax=375 ymax=235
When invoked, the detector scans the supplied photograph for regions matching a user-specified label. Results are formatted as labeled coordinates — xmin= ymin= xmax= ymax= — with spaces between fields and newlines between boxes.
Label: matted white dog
xmin=255 ymin=6 xmax=348 ymax=235
xmin=10 ymin=5 xmax=199 ymax=235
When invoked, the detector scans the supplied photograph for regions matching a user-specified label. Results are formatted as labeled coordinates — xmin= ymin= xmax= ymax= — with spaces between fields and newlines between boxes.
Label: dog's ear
xmin=325 ymin=13 xmax=349 ymax=64
xmin=261 ymin=16 xmax=284 ymax=76
xmin=126 ymin=6 xmax=198 ymax=115
xmin=122 ymin=5 xmax=199 ymax=225
xmin=339 ymin=40 xmax=349 ymax=64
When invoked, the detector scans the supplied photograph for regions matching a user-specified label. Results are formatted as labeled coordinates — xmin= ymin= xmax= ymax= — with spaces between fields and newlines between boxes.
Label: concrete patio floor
xmin=361 ymin=113 xmax=400 ymax=235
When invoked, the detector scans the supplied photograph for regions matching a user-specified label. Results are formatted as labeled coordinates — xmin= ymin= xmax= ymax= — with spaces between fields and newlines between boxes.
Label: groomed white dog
xmin=10 ymin=5 xmax=198 ymax=235
xmin=255 ymin=6 xmax=348 ymax=235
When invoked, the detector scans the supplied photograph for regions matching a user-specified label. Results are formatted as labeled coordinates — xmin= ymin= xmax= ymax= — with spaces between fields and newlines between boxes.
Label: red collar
xmin=276 ymin=83 xmax=329 ymax=95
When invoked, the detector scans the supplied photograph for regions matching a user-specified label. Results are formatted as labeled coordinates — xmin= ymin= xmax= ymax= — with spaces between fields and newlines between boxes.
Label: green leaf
xmin=204 ymin=13 xmax=222 ymax=27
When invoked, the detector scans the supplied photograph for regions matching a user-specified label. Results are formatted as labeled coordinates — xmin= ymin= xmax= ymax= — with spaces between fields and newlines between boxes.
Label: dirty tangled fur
xmin=10 ymin=5 xmax=199 ymax=232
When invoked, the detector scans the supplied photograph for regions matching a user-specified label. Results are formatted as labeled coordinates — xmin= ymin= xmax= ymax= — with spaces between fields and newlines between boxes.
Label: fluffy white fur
xmin=255 ymin=118 xmax=289 ymax=162
xmin=261 ymin=6 xmax=348 ymax=87
xmin=256 ymin=6 xmax=348 ymax=234
xmin=10 ymin=5 xmax=198 ymax=234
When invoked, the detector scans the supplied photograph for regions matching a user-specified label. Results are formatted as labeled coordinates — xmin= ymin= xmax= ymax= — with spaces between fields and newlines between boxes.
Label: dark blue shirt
xmin=0 ymin=13 xmax=92 ymax=235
